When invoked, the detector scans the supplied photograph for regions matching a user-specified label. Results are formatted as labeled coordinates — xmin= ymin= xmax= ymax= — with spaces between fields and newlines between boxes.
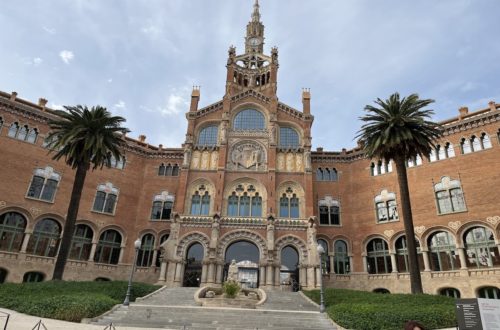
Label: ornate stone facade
xmin=0 ymin=1 xmax=499 ymax=298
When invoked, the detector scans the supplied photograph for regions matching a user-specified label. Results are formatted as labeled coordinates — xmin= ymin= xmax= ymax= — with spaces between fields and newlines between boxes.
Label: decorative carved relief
xmin=414 ymin=226 xmax=426 ymax=235
xmin=190 ymin=150 xmax=218 ymax=170
xmin=201 ymin=151 xmax=210 ymax=170
xmin=486 ymin=216 xmax=500 ymax=226
xmin=228 ymin=141 xmax=266 ymax=171
xmin=448 ymin=221 xmax=461 ymax=230
xmin=29 ymin=207 xmax=42 ymax=216
xmin=383 ymin=230 xmax=395 ymax=238
xmin=191 ymin=150 xmax=201 ymax=169
xmin=176 ymin=232 xmax=210 ymax=258
xmin=277 ymin=153 xmax=285 ymax=171
xmin=275 ymin=235 xmax=308 ymax=263
xmin=210 ymin=151 xmax=219 ymax=170
xmin=276 ymin=152 xmax=305 ymax=172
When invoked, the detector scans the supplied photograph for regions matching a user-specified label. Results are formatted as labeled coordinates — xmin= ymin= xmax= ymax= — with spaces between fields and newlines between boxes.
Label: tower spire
xmin=252 ymin=0 xmax=261 ymax=22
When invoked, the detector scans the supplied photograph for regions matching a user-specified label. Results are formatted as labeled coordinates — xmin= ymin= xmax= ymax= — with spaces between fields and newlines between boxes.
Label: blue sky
xmin=1 ymin=0 xmax=499 ymax=150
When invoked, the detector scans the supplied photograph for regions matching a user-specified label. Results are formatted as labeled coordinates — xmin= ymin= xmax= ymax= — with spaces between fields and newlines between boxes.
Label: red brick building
xmin=1 ymin=1 xmax=499 ymax=298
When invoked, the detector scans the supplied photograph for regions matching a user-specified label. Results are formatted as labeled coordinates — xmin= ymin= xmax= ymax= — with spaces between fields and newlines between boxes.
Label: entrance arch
xmin=224 ymin=240 xmax=260 ymax=288
xmin=183 ymin=243 xmax=204 ymax=287
xmin=280 ymin=245 xmax=300 ymax=291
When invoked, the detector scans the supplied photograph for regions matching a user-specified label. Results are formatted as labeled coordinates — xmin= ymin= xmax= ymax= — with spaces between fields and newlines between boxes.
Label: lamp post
xmin=123 ymin=238 xmax=142 ymax=306
xmin=317 ymin=244 xmax=325 ymax=313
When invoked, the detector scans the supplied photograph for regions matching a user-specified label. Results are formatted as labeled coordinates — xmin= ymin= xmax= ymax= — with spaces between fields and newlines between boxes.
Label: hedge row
xmin=303 ymin=289 xmax=457 ymax=330
xmin=0 ymin=281 xmax=160 ymax=322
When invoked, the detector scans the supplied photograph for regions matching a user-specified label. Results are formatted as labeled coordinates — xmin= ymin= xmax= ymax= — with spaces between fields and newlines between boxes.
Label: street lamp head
xmin=134 ymin=238 xmax=142 ymax=250
xmin=317 ymin=244 xmax=325 ymax=255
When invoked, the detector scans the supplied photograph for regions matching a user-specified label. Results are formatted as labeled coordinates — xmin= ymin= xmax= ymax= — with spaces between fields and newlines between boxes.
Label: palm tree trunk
xmin=52 ymin=163 xmax=88 ymax=280
xmin=394 ymin=155 xmax=423 ymax=294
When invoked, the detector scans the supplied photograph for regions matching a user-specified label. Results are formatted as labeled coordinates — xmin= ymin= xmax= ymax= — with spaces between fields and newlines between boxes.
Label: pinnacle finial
xmin=252 ymin=0 xmax=261 ymax=22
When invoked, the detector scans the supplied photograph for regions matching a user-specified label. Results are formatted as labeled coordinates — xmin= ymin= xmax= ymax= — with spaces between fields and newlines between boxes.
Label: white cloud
xmin=114 ymin=100 xmax=126 ymax=109
xmin=42 ymin=26 xmax=56 ymax=34
xmin=50 ymin=103 xmax=65 ymax=110
xmin=159 ymin=91 xmax=189 ymax=116
xmin=59 ymin=50 xmax=74 ymax=64
xmin=107 ymin=78 xmax=113 ymax=83
xmin=33 ymin=57 xmax=43 ymax=66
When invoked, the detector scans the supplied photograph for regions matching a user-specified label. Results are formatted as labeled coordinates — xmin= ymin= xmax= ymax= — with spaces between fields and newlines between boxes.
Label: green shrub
xmin=0 ymin=281 xmax=160 ymax=322
xmin=222 ymin=281 xmax=240 ymax=298
xmin=303 ymin=289 xmax=457 ymax=330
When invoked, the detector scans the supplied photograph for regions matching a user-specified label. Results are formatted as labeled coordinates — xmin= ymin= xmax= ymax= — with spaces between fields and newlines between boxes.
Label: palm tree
xmin=47 ymin=105 xmax=129 ymax=280
xmin=356 ymin=93 xmax=442 ymax=294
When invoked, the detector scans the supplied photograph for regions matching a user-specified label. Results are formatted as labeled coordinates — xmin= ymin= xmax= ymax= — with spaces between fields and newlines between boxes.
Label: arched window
xmin=319 ymin=197 xmax=340 ymax=225
xmin=27 ymin=219 xmax=61 ymax=257
xmin=69 ymin=224 xmax=93 ymax=261
xmin=27 ymin=167 xmax=61 ymax=202
xmin=279 ymin=127 xmax=300 ymax=148
xmin=26 ymin=128 xmax=38 ymax=143
xmin=428 ymin=231 xmax=460 ymax=271
xmin=156 ymin=233 xmax=170 ymax=267
xmin=7 ymin=122 xmax=19 ymax=138
xmin=464 ymin=227 xmax=500 ymax=268
xmin=198 ymin=126 xmax=218 ymax=146
xmin=445 ymin=143 xmax=455 ymax=158
xmin=158 ymin=163 xmax=166 ymax=176
xmin=280 ymin=245 xmax=300 ymax=291
xmin=316 ymin=168 xmax=324 ymax=181
xmin=440 ymin=287 xmax=461 ymax=298
xmin=371 ymin=160 xmax=392 ymax=176
xmin=373 ymin=288 xmax=391 ymax=294
xmin=334 ymin=240 xmax=350 ymax=274
xmin=93 ymin=183 xmax=119 ymax=214
xmin=461 ymin=138 xmax=472 ymax=154
xmin=23 ymin=271 xmax=44 ymax=283
xmin=471 ymin=135 xmax=481 ymax=152
xmin=17 ymin=125 xmax=28 ymax=140
xmin=279 ymin=187 xmax=300 ymax=219
xmin=0 ymin=268 xmax=7 ymax=283
xmin=95 ymin=277 xmax=111 ymax=281
xmin=434 ymin=177 xmax=466 ymax=214
xmin=190 ymin=185 xmax=211 ymax=216
xmin=480 ymin=133 xmax=492 ymax=149
xmin=317 ymin=239 xmax=330 ymax=274
xmin=137 ymin=234 xmax=155 ymax=267
xmin=184 ymin=242 xmax=204 ymax=287
xmin=226 ymin=184 xmax=262 ymax=217
xmin=109 ymin=155 xmax=125 ymax=169
xmin=429 ymin=148 xmax=437 ymax=162
xmin=0 ymin=117 xmax=3 ymax=132
xmin=165 ymin=164 xmax=173 ymax=176
xmin=172 ymin=164 xmax=179 ymax=176
xmin=437 ymin=145 xmax=446 ymax=160
xmin=94 ymin=230 xmax=122 ymax=264
xmin=233 ymin=109 xmax=265 ymax=130
xmin=407 ymin=154 xmax=423 ymax=167
xmin=478 ymin=287 xmax=500 ymax=299
xmin=0 ymin=212 xmax=27 ymax=252
xmin=366 ymin=238 xmax=391 ymax=274
xmin=395 ymin=236 xmax=424 ymax=273
xmin=374 ymin=190 xmax=398 ymax=223
xmin=150 ymin=191 xmax=175 ymax=220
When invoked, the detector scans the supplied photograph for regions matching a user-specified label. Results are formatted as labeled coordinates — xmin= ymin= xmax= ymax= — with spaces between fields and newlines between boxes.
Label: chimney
xmin=190 ymin=86 xmax=200 ymax=112
xmin=38 ymin=98 xmax=48 ymax=111
xmin=316 ymin=147 xmax=323 ymax=152
xmin=341 ymin=148 xmax=347 ymax=154
xmin=488 ymin=101 xmax=497 ymax=112
xmin=138 ymin=135 xmax=146 ymax=143
xmin=302 ymin=88 xmax=311 ymax=115
xmin=10 ymin=91 xmax=17 ymax=101
xmin=158 ymin=144 xmax=163 ymax=151
xmin=458 ymin=106 xmax=468 ymax=119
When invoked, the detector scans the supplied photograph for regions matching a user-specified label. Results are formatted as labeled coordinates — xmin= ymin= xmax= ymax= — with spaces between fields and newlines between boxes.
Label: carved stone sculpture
xmin=227 ymin=259 xmax=239 ymax=282
xmin=229 ymin=141 xmax=266 ymax=171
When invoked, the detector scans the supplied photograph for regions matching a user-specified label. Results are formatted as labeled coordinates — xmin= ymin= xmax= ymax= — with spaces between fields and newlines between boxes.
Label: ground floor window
xmin=0 ymin=268 xmax=7 ymax=283
xmin=137 ymin=234 xmax=155 ymax=267
xmin=428 ymin=231 xmax=460 ymax=271
xmin=69 ymin=224 xmax=93 ymax=261
xmin=23 ymin=271 xmax=44 ymax=283
xmin=334 ymin=240 xmax=350 ymax=274
xmin=395 ymin=236 xmax=424 ymax=272
xmin=478 ymin=287 xmax=500 ymax=299
xmin=94 ymin=230 xmax=122 ymax=264
xmin=367 ymin=238 xmax=392 ymax=274
xmin=439 ymin=287 xmax=461 ymax=298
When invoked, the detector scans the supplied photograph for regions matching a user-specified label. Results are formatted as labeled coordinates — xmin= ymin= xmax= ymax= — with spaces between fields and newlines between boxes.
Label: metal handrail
xmin=0 ymin=311 xmax=9 ymax=330
xmin=31 ymin=320 xmax=48 ymax=330
xmin=104 ymin=323 xmax=116 ymax=330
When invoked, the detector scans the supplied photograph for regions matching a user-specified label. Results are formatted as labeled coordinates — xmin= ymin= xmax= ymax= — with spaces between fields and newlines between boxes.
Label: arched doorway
xmin=281 ymin=245 xmax=300 ymax=291
xmin=183 ymin=243 xmax=204 ymax=287
xmin=224 ymin=241 xmax=260 ymax=288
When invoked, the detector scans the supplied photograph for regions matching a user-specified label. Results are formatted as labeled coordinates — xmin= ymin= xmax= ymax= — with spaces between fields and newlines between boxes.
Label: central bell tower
xmin=225 ymin=0 xmax=279 ymax=97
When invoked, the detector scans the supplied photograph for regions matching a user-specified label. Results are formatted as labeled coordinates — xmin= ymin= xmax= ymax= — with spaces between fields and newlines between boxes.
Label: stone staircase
xmin=88 ymin=287 xmax=336 ymax=330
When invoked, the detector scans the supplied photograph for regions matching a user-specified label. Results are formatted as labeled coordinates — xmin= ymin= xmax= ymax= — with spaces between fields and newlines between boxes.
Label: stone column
xmin=201 ymin=263 xmax=208 ymax=284
xmin=349 ymin=256 xmax=354 ymax=273
xmin=158 ymin=261 xmax=167 ymax=283
xmin=422 ymin=250 xmax=431 ymax=271
xmin=118 ymin=245 xmax=125 ymax=264
xmin=20 ymin=232 xmax=32 ymax=253
xmin=259 ymin=265 xmax=266 ymax=287
xmin=306 ymin=266 xmax=315 ymax=288
xmin=174 ymin=262 xmax=183 ymax=285
xmin=166 ymin=261 xmax=177 ymax=284
xmin=152 ymin=250 xmax=158 ymax=267
xmin=207 ymin=262 xmax=215 ymax=284
xmin=299 ymin=266 xmax=307 ymax=288
xmin=458 ymin=247 xmax=468 ymax=270
xmin=362 ymin=256 xmax=368 ymax=273
xmin=315 ymin=267 xmax=321 ymax=288
xmin=329 ymin=253 xmax=335 ymax=274
xmin=88 ymin=242 xmax=97 ymax=262
xmin=390 ymin=253 xmax=398 ymax=273
xmin=266 ymin=264 xmax=274 ymax=286
xmin=274 ymin=264 xmax=280 ymax=288
xmin=215 ymin=263 xmax=223 ymax=284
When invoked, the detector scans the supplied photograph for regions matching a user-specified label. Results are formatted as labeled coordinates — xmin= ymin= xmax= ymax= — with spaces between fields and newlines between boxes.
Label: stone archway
xmin=224 ymin=240 xmax=261 ymax=288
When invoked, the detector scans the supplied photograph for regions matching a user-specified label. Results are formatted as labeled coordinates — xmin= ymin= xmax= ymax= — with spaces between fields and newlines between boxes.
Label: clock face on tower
xmin=248 ymin=37 xmax=261 ymax=46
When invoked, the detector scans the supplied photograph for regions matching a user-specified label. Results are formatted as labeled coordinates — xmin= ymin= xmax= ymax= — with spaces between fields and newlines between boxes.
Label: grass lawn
xmin=303 ymin=288 xmax=457 ymax=330
xmin=0 ymin=281 xmax=160 ymax=322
